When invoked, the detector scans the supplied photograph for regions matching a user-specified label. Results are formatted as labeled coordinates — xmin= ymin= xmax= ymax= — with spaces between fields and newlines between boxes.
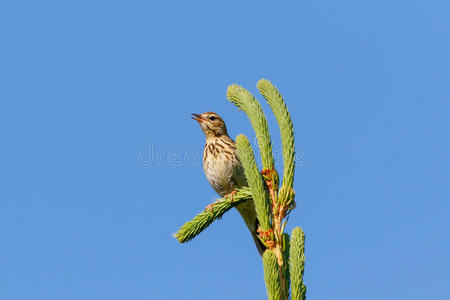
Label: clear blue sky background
xmin=1 ymin=1 xmax=449 ymax=299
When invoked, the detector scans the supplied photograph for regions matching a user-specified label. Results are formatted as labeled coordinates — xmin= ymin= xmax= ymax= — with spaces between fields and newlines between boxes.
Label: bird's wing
xmin=232 ymin=162 xmax=248 ymax=189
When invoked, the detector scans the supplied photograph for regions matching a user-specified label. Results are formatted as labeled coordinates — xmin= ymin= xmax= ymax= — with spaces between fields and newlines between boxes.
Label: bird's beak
xmin=191 ymin=113 xmax=204 ymax=123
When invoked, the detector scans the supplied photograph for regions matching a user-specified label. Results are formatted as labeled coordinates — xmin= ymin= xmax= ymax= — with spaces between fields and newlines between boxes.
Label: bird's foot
xmin=225 ymin=190 xmax=237 ymax=203
xmin=204 ymin=191 xmax=237 ymax=211
xmin=204 ymin=199 xmax=221 ymax=211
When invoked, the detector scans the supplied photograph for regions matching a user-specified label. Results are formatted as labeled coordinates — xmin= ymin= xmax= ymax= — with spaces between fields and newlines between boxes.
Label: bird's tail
xmin=235 ymin=200 xmax=267 ymax=256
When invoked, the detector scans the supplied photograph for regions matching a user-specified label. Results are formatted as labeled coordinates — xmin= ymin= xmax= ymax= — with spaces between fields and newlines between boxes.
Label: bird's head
xmin=191 ymin=112 xmax=228 ymax=138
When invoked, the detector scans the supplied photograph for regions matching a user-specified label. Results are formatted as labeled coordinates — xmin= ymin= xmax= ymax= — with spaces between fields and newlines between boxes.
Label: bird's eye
xmin=209 ymin=116 xmax=216 ymax=121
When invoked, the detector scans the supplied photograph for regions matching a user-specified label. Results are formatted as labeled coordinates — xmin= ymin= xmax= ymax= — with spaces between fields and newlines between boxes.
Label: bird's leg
xmin=204 ymin=190 xmax=237 ymax=211
xmin=204 ymin=198 xmax=222 ymax=211
xmin=225 ymin=190 xmax=237 ymax=203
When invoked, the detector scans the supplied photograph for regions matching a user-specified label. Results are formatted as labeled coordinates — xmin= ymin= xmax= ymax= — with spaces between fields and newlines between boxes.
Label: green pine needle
xmin=282 ymin=233 xmax=291 ymax=298
xmin=236 ymin=134 xmax=272 ymax=230
xmin=263 ymin=250 xmax=282 ymax=300
xmin=227 ymin=84 xmax=274 ymax=170
xmin=173 ymin=188 xmax=252 ymax=243
xmin=257 ymin=79 xmax=296 ymax=190
xmin=289 ymin=227 xmax=306 ymax=300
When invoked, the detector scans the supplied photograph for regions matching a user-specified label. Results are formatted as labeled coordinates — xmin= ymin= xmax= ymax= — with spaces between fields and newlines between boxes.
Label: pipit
xmin=192 ymin=112 xmax=265 ymax=256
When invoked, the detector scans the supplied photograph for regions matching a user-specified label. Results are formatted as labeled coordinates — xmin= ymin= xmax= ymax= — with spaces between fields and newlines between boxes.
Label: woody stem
xmin=265 ymin=177 xmax=288 ymax=300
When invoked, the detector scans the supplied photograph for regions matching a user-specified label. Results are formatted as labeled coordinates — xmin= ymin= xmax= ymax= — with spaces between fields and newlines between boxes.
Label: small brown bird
xmin=192 ymin=112 xmax=265 ymax=256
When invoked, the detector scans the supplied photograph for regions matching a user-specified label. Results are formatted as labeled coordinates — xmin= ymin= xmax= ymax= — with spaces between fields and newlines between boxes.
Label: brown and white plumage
xmin=192 ymin=112 xmax=265 ymax=256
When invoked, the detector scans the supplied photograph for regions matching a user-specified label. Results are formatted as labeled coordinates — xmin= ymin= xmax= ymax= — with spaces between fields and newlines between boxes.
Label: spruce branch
xmin=301 ymin=284 xmax=307 ymax=300
xmin=173 ymin=188 xmax=252 ymax=243
xmin=235 ymin=134 xmax=271 ymax=231
xmin=175 ymin=79 xmax=307 ymax=300
xmin=263 ymin=250 xmax=282 ymax=300
xmin=257 ymin=79 xmax=296 ymax=191
xmin=227 ymin=84 xmax=274 ymax=171
xmin=289 ymin=227 xmax=306 ymax=300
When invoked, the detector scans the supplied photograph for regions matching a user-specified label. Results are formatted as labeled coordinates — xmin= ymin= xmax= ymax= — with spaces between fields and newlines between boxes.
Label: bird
xmin=191 ymin=111 xmax=265 ymax=256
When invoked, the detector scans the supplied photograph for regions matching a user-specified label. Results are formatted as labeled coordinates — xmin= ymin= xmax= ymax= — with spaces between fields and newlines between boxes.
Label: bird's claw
xmin=204 ymin=199 xmax=221 ymax=211
xmin=204 ymin=191 xmax=237 ymax=211
xmin=204 ymin=203 xmax=215 ymax=211
xmin=225 ymin=190 xmax=237 ymax=203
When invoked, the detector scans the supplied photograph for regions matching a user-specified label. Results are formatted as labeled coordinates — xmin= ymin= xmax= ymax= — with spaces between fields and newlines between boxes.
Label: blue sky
xmin=1 ymin=1 xmax=449 ymax=299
